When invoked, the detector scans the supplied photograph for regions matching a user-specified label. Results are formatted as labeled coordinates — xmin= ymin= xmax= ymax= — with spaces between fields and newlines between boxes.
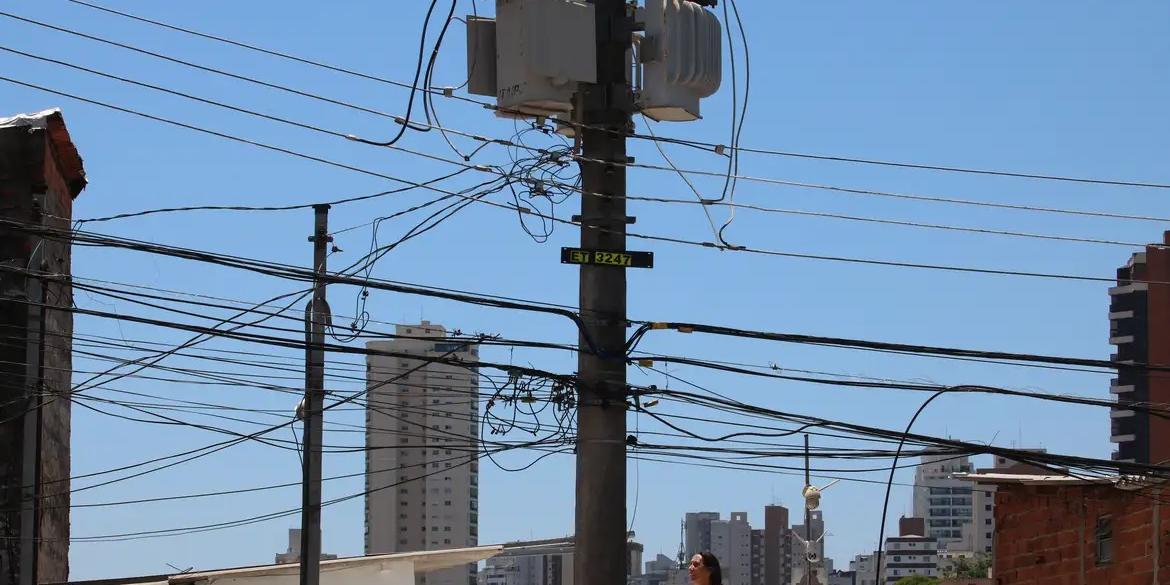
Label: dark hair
xmin=699 ymin=552 xmax=722 ymax=585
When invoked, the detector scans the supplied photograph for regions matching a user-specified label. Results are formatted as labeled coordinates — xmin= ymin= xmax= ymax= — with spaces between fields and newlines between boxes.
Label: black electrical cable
xmin=347 ymin=0 xmax=441 ymax=146
xmin=7 ymin=76 xmax=1161 ymax=286
xmin=54 ymin=0 xmax=1170 ymax=190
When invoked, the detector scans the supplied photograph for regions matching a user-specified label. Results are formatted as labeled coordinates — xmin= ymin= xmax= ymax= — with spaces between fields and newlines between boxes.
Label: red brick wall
xmin=994 ymin=483 xmax=1170 ymax=585
xmin=0 ymin=123 xmax=76 ymax=584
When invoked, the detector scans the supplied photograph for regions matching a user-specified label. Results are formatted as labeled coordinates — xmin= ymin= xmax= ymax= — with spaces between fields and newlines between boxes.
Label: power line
xmin=6 ymin=228 xmax=1163 ymax=382
xmin=59 ymin=0 xmax=1170 ymax=190
xmin=8 ymin=29 xmax=1166 ymax=232
xmin=629 ymin=321 xmax=1169 ymax=373
xmin=4 ymin=78 xmax=1161 ymax=285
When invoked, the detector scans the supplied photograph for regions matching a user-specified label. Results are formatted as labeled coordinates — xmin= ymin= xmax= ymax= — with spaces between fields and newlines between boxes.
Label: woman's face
xmin=688 ymin=555 xmax=708 ymax=584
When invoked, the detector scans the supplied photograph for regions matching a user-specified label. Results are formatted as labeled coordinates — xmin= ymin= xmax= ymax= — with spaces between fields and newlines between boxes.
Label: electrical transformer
xmin=638 ymin=0 xmax=722 ymax=121
xmin=466 ymin=0 xmax=596 ymax=116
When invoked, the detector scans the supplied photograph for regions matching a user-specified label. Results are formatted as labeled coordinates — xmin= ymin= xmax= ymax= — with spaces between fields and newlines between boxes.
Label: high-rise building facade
xmin=365 ymin=322 xmax=480 ymax=585
xmin=686 ymin=507 xmax=804 ymax=585
xmin=749 ymin=529 xmax=765 ymax=585
xmin=790 ymin=511 xmax=826 ymax=585
xmin=849 ymin=553 xmax=880 ymax=585
xmin=763 ymin=505 xmax=794 ymax=585
xmin=685 ymin=512 xmax=722 ymax=558
xmin=712 ymin=513 xmax=752 ymax=585
xmin=881 ymin=536 xmax=938 ymax=584
xmin=912 ymin=456 xmax=993 ymax=553
xmin=1109 ymin=234 xmax=1170 ymax=464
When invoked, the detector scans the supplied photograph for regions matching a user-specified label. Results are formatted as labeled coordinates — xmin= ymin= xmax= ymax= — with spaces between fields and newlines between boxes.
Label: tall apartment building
xmin=365 ymin=322 xmax=480 ymax=585
xmin=912 ymin=455 xmax=993 ymax=553
xmin=763 ymin=505 xmax=794 ymax=585
xmin=881 ymin=535 xmax=938 ymax=584
xmin=711 ymin=513 xmax=752 ymax=585
xmin=749 ymin=529 xmax=765 ymax=585
xmin=686 ymin=507 xmax=800 ymax=585
xmin=685 ymin=512 xmax=722 ymax=557
xmin=1108 ymin=234 xmax=1170 ymax=464
xmin=790 ymin=511 xmax=826 ymax=585
xmin=849 ymin=554 xmax=880 ymax=585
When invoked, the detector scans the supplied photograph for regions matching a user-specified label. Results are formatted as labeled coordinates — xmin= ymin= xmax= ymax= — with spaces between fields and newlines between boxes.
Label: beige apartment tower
xmin=365 ymin=322 xmax=480 ymax=585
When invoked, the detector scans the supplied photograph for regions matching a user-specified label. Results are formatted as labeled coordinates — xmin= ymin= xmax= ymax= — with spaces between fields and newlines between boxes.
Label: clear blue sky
xmin=3 ymin=0 xmax=1170 ymax=579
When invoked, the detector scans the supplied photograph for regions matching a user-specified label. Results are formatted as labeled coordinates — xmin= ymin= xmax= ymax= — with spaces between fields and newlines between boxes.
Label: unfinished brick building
xmin=968 ymin=473 xmax=1169 ymax=585
xmin=0 ymin=108 xmax=86 ymax=585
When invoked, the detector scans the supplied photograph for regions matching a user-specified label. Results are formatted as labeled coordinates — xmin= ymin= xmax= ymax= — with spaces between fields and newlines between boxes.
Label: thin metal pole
xmin=804 ymin=435 xmax=811 ymax=585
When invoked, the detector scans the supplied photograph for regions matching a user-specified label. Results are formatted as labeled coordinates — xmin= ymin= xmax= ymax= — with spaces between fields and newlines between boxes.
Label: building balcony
xmin=1109 ymin=283 xmax=1149 ymax=296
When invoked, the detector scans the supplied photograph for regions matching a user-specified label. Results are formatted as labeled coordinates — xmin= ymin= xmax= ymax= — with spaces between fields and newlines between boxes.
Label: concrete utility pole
xmin=574 ymin=3 xmax=633 ymax=585
xmin=300 ymin=204 xmax=330 ymax=585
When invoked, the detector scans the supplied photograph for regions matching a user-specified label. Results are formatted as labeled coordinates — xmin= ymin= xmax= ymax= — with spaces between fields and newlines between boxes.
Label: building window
xmin=1096 ymin=516 xmax=1113 ymax=565
xmin=985 ymin=519 xmax=992 ymax=525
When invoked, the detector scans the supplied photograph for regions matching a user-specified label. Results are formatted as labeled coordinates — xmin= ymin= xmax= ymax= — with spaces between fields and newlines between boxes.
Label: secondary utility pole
xmin=575 ymin=2 xmax=633 ymax=585
xmin=804 ymin=435 xmax=811 ymax=585
xmin=300 ymin=204 xmax=330 ymax=585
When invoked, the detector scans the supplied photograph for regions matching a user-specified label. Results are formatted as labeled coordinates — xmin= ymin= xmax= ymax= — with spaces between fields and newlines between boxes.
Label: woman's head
xmin=688 ymin=553 xmax=722 ymax=585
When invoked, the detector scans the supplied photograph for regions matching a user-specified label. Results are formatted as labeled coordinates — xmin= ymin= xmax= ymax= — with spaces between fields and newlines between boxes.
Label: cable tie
xmin=650 ymin=323 xmax=670 ymax=330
